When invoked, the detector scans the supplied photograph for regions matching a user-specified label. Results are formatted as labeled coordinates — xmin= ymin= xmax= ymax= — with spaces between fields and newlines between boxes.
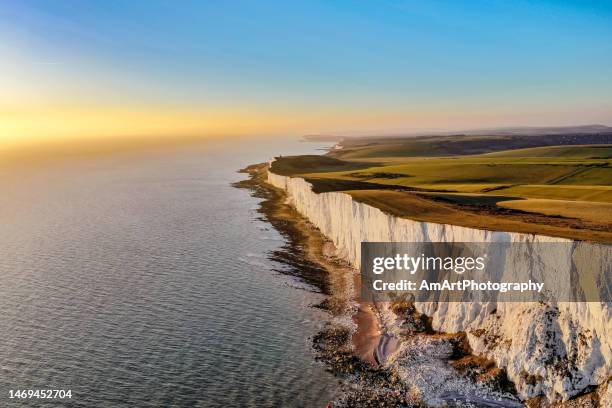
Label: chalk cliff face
xmin=267 ymin=169 xmax=611 ymax=403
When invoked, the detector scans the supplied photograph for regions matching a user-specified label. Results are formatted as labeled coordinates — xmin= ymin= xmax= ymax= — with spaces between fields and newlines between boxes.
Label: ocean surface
xmin=0 ymin=139 xmax=339 ymax=407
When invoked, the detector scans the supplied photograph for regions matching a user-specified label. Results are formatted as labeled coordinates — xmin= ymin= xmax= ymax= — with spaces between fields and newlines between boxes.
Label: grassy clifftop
xmin=273 ymin=133 xmax=612 ymax=243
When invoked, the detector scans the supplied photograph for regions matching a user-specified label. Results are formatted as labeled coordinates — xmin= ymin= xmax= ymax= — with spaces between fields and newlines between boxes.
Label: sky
xmin=1 ymin=0 xmax=611 ymax=148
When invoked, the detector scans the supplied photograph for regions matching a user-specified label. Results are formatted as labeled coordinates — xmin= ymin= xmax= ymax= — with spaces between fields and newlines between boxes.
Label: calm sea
xmin=0 ymin=139 xmax=339 ymax=407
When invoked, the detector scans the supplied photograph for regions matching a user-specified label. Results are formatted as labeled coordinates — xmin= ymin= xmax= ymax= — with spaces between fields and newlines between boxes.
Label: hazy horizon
xmin=1 ymin=1 xmax=612 ymax=149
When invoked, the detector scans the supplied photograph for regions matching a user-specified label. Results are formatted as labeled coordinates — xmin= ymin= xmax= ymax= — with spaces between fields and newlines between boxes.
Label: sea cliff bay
xmin=239 ymin=163 xmax=521 ymax=406
xmin=241 ymin=148 xmax=611 ymax=407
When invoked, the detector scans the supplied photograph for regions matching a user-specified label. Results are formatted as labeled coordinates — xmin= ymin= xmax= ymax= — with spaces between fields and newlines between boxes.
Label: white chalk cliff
xmin=267 ymin=168 xmax=611 ymax=403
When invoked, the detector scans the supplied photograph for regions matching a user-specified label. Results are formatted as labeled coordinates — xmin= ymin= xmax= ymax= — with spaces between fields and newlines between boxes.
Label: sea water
xmin=0 ymin=139 xmax=338 ymax=407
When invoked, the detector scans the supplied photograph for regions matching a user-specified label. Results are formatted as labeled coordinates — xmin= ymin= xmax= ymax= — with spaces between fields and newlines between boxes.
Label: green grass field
xmin=274 ymin=136 xmax=612 ymax=243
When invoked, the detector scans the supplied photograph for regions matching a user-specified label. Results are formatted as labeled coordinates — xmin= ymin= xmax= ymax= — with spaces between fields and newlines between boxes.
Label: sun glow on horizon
xmin=3 ymin=101 xmax=612 ymax=155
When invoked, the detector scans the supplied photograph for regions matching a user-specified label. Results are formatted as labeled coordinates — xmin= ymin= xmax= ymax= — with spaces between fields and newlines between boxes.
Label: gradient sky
xmin=1 ymin=0 xmax=611 ymax=147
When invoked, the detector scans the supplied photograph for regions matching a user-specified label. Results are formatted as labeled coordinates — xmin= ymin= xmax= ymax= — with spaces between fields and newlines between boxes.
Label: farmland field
xmin=271 ymin=135 xmax=612 ymax=243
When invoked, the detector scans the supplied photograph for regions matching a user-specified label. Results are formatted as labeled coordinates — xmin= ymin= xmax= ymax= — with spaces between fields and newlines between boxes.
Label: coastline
xmin=235 ymin=163 xmax=413 ymax=406
xmin=235 ymin=163 xmax=541 ymax=407
xmin=254 ymin=161 xmax=610 ymax=407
